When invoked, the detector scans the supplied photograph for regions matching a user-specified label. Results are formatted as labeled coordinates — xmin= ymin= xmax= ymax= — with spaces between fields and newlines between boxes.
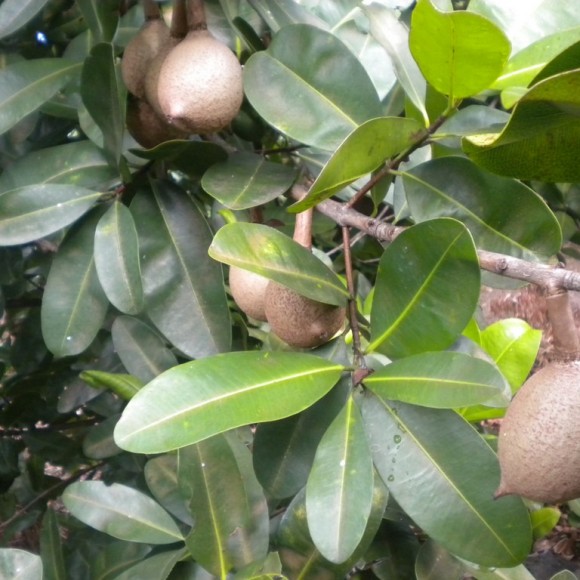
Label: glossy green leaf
xmin=0 ymin=59 xmax=81 ymax=136
xmin=244 ymin=24 xmax=382 ymax=151
xmin=111 ymin=316 xmax=178 ymax=383
xmin=290 ymin=117 xmax=423 ymax=213
xmin=410 ymin=0 xmax=510 ymax=100
xmin=253 ymin=378 xmax=349 ymax=499
xmin=415 ymin=540 xmax=467 ymax=580
xmin=530 ymin=507 xmax=560 ymax=540
xmin=463 ymin=562 xmax=535 ymax=580
xmin=41 ymin=210 xmax=109 ymax=357
xmin=550 ymin=571 xmax=578 ymax=580
xmin=131 ymin=180 xmax=231 ymax=359
xmin=202 ymin=151 xmax=297 ymax=210
xmin=0 ymin=0 xmax=51 ymax=40
xmin=89 ymin=543 xmax=152 ymax=580
xmin=209 ymin=222 xmax=349 ymax=307
xmin=480 ymin=319 xmax=541 ymax=391
xmin=82 ymin=414 xmax=123 ymax=459
xmin=62 ymin=481 xmax=183 ymax=544
xmin=80 ymin=370 xmax=143 ymax=400
xmin=435 ymin=105 xmax=509 ymax=143
xmin=115 ymin=351 xmax=344 ymax=454
xmin=368 ymin=219 xmax=480 ymax=358
xmin=76 ymin=0 xmax=118 ymax=44
xmin=247 ymin=0 xmax=325 ymax=32
xmin=0 ymin=141 xmax=117 ymax=194
xmin=95 ymin=202 xmax=144 ymax=315
xmin=361 ymin=394 xmax=532 ymax=567
xmin=0 ymin=185 xmax=101 ymax=246
xmin=0 ymin=549 xmax=42 ymax=580
xmin=179 ymin=434 xmax=269 ymax=576
xmin=363 ymin=3 xmax=428 ymax=125
xmin=145 ymin=455 xmax=193 ymax=525
xmin=364 ymin=351 xmax=508 ymax=408
xmin=306 ymin=395 xmax=374 ymax=564
xmin=463 ymin=70 xmax=580 ymax=182
xmin=81 ymin=43 xmax=126 ymax=167
xmin=40 ymin=509 xmax=66 ymax=580
xmin=403 ymin=157 xmax=562 ymax=261
xmin=114 ymin=548 xmax=187 ymax=580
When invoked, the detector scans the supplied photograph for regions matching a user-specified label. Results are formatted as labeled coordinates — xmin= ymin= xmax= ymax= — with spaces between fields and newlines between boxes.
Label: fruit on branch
xmin=229 ymin=266 xmax=269 ymax=322
xmin=156 ymin=0 xmax=243 ymax=133
xmin=121 ymin=1 xmax=169 ymax=98
xmin=496 ymin=291 xmax=580 ymax=503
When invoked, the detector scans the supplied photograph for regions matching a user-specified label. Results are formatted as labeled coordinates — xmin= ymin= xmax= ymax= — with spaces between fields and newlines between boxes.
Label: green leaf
xmin=41 ymin=210 xmax=109 ymax=357
xmin=550 ymin=572 xmax=578 ymax=580
xmin=410 ymin=0 xmax=510 ymax=100
xmin=463 ymin=69 xmax=580 ymax=182
xmin=0 ymin=0 xmax=51 ymax=40
xmin=201 ymin=151 xmax=297 ymax=210
xmin=76 ymin=0 xmax=118 ymax=44
xmin=368 ymin=218 xmax=480 ymax=358
xmin=530 ymin=507 xmax=560 ymax=540
xmin=81 ymin=43 xmax=126 ymax=167
xmin=179 ymin=434 xmax=269 ymax=576
xmin=244 ymin=24 xmax=382 ymax=151
xmin=209 ymin=222 xmax=349 ymax=307
xmin=131 ymin=180 xmax=231 ymax=358
xmin=40 ymin=510 xmax=66 ymax=580
xmin=114 ymin=351 xmax=344 ymax=454
xmin=89 ymin=542 xmax=152 ymax=580
xmin=306 ymin=395 xmax=374 ymax=564
xmin=0 ymin=549 xmax=42 ymax=580
xmin=80 ymin=370 xmax=143 ymax=400
xmin=111 ymin=316 xmax=178 ymax=383
xmin=480 ymin=319 xmax=541 ymax=391
xmin=62 ymin=481 xmax=183 ymax=544
xmin=114 ymin=548 xmax=187 ymax=580
xmin=290 ymin=117 xmax=423 ymax=213
xmin=363 ymin=351 xmax=508 ymax=409
xmin=0 ymin=141 xmax=117 ymax=194
xmin=363 ymin=3 xmax=428 ymax=125
xmin=95 ymin=202 xmax=144 ymax=315
xmin=82 ymin=414 xmax=123 ymax=459
xmin=415 ymin=540 xmax=467 ymax=580
xmin=0 ymin=185 xmax=101 ymax=246
xmin=247 ymin=0 xmax=325 ymax=32
xmin=403 ymin=157 xmax=562 ymax=261
xmin=253 ymin=378 xmax=349 ymax=499
xmin=361 ymin=394 xmax=532 ymax=567
xmin=0 ymin=59 xmax=81 ymax=136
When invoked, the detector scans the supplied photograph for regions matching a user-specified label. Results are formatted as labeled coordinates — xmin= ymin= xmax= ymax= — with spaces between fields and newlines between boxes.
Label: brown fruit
xmin=122 ymin=18 xmax=170 ymax=98
xmin=496 ymin=361 xmax=580 ymax=503
xmin=229 ymin=266 xmax=269 ymax=322
xmin=264 ymin=282 xmax=345 ymax=348
xmin=126 ymin=97 xmax=188 ymax=149
xmin=156 ymin=30 xmax=243 ymax=134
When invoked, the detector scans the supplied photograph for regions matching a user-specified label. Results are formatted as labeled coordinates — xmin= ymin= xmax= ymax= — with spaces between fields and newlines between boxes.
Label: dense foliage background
xmin=1 ymin=0 xmax=580 ymax=578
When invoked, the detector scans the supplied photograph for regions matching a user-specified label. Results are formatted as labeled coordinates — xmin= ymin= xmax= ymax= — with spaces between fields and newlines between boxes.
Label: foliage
xmin=0 ymin=0 xmax=579 ymax=578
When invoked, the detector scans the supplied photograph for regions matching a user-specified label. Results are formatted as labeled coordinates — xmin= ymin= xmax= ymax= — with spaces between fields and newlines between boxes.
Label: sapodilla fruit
xmin=229 ymin=266 xmax=269 ymax=322
xmin=495 ymin=360 xmax=580 ymax=503
xmin=156 ymin=30 xmax=244 ymax=134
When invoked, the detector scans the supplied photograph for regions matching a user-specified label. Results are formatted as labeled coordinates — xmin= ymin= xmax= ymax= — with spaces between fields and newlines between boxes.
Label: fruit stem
xmin=170 ymin=0 xmax=188 ymax=39
xmin=545 ymin=288 xmax=580 ymax=359
xmin=187 ymin=0 xmax=208 ymax=31
xmin=142 ymin=0 xmax=161 ymax=20
xmin=293 ymin=209 xmax=313 ymax=250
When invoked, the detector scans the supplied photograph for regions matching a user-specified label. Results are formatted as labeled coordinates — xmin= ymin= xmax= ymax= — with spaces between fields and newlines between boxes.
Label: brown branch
xmin=187 ymin=0 xmax=207 ymax=31
xmin=545 ymin=289 xmax=580 ymax=357
xmin=142 ymin=0 xmax=161 ymax=20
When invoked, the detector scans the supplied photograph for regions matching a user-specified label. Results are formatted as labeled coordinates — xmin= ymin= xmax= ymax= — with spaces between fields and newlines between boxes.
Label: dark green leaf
xmin=202 ymin=152 xmax=297 ymax=210
xmin=209 ymin=222 xmax=349 ymax=306
xmin=95 ymin=202 xmax=144 ymax=315
xmin=410 ymin=0 xmax=510 ymax=100
xmin=0 ymin=0 xmax=51 ymax=40
xmin=41 ymin=210 xmax=109 ymax=357
xmin=415 ymin=540 xmax=467 ymax=580
xmin=244 ymin=24 xmax=382 ymax=150
xmin=290 ymin=117 xmax=423 ymax=213
xmin=368 ymin=219 xmax=480 ymax=358
xmin=76 ymin=0 xmax=118 ymax=44
xmin=361 ymin=394 xmax=532 ymax=567
xmin=0 ymin=59 xmax=81 ymax=136
xmin=40 ymin=509 xmax=66 ymax=580
xmin=114 ymin=548 xmax=187 ymax=580
xmin=89 ymin=542 xmax=152 ymax=580
xmin=82 ymin=414 xmax=123 ymax=459
xmin=306 ymin=395 xmax=374 ymax=563
xmin=114 ymin=351 xmax=344 ymax=453
xmin=0 ymin=185 xmax=100 ymax=246
xmin=62 ymin=481 xmax=183 ymax=544
xmin=364 ymin=351 xmax=508 ymax=408
xmin=131 ymin=180 xmax=231 ymax=358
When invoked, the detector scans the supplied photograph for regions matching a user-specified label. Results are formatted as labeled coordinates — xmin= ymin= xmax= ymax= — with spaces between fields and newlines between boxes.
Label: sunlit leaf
xmin=80 ymin=370 xmax=143 ymax=400
xmin=0 ymin=549 xmax=42 ymax=580
xmin=530 ymin=507 xmax=560 ymax=540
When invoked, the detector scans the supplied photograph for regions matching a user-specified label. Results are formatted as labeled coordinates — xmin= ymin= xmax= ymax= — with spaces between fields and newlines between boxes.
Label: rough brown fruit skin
xmin=264 ymin=282 xmax=345 ymax=348
xmin=143 ymin=36 xmax=181 ymax=116
xmin=122 ymin=19 xmax=169 ymax=98
xmin=496 ymin=361 xmax=580 ymax=503
xmin=157 ymin=30 xmax=243 ymax=134
xmin=229 ymin=267 xmax=269 ymax=322
xmin=126 ymin=97 xmax=188 ymax=148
